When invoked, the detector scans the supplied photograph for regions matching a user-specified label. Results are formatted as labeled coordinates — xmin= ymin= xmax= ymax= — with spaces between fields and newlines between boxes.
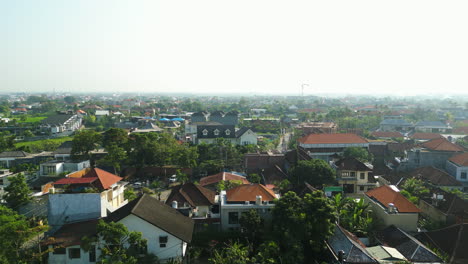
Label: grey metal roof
xmin=328 ymin=225 xmax=378 ymax=263
xmin=415 ymin=121 xmax=449 ymax=128
xmin=380 ymin=119 xmax=413 ymax=126
xmin=0 ymin=150 xmax=30 ymax=158
xmin=40 ymin=114 xmax=75 ymax=125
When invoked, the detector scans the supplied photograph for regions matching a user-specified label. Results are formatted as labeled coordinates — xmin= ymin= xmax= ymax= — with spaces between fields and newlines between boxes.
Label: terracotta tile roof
xmin=411 ymin=133 xmax=443 ymax=140
xmin=365 ymin=185 xmax=421 ymax=213
xmin=226 ymin=184 xmax=277 ymax=202
xmin=298 ymin=133 xmax=368 ymax=145
xmin=420 ymin=137 xmax=465 ymax=152
xmin=83 ymin=168 xmax=123 ymax=190
xmin=53 ymin=177 xmax=98 ymax=185
xmin=200 ymin=172 xmax=250 ymax=187
xmin=165 ymin=183 xmax=215 ymax=207
xmin=449 ymin=152 xmax=468 ymax=167
xmin=371 ymin=131 xmax=403 ymax=138
xmin=453 ymin=127 xmax=468 ymax=135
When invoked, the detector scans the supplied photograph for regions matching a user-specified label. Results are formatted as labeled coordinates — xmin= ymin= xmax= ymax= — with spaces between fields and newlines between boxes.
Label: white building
xmin=446 ymin=152 xmax=468 ymax=189
xmin=47 ymin=168 xmax=127 ymax=231
xmin=46 ymin=195 xmax=194 ymax=263
xmin=219 ymin=184 xmax=279 ymax=231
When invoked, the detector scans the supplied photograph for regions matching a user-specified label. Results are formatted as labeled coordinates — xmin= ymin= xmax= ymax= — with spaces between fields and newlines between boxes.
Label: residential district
xmin=1 ymin=93 xmax=468 ymax=264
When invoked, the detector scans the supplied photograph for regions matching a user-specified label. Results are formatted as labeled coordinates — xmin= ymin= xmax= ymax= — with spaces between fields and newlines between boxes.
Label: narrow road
xmin=276 ymin=132 xmax=291 ymax=153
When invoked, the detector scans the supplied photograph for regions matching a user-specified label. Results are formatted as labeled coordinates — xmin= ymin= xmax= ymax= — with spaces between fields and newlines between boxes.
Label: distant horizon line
xmin=1 ymin=91 xmax=468 ymax=99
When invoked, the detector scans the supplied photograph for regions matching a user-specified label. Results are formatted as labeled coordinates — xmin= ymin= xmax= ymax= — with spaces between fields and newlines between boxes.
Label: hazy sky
xmin=2 ymin=1 xmax=468 ymax=96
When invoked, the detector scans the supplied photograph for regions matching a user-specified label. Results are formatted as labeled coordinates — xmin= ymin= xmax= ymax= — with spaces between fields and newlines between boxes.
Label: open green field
xmin=14 ymin=136 xmax=73 ymax=153
xmin=14 ymin=116 xmax=48 ymax=123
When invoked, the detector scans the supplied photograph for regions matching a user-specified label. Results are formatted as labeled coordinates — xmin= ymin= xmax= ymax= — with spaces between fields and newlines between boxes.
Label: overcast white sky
xmin=1 ymin=1 xmax=468 ymax=96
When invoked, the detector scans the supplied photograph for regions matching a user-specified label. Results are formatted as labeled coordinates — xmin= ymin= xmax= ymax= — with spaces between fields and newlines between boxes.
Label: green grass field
xmin=14 ymin=116 xmax=48 ymax=123
xmin=14 ymin=136 xmax=73 ymax=153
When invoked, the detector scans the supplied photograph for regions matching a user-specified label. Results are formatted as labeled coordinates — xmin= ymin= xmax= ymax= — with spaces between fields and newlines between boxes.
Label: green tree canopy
xmin=272 ymin=191 xmax=336 ymax=263
xmin=0 ymin=205 xmax=48 ymax=263
xmin=4 ymin=173 xmax=32 ymax=210
xmin=71 ymin=129 xmax=102 ymax=160
xmin=289 ymin=159 xmax=335 ymax=187
xmin=343 ymin=147 xmax=373 ymax=162
xmin=82 ymin=220 xmax=157 ymax=264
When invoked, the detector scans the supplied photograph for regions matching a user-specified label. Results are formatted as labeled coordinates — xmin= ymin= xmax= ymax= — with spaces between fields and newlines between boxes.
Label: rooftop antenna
xmin=301 ymin=83 xmax=309 ymax=97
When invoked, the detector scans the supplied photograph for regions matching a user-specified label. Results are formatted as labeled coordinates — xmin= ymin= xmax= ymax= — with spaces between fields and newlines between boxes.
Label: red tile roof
xmin=226 ymin=184 xmax=277 ymax=202
xmin=411 ymin=133 xmax=443 ymax=140
xmin=200 ymin=172 xmax=250 ymax=187
xmin=54 ymin=177 xmax=98 ymax=185
xmin=83 ymin=168 xmax=123 ymax=190
xmin=449 ymin=152 xmax=468 ymax=167
xmin=420 ymin=138 xmax=465 ymax=152
xmin=453 ymin=127 xmax=468 ymax=135
xmin=371 ymin=131 xmax=403 ymax=138
xmin=298 ymin=133 xmax=368 ymax=144
xmin=365 ymin=185 xmax=421 ymax=213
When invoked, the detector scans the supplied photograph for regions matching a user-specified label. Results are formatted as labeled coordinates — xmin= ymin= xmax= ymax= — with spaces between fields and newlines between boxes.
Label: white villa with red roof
xmin=48 ymin=168 xmax=128 ymax=231
xmin=298 ymin=133 xmax=369 ymax=162
xmin=364 ymin=185 xmax=421 ymax=232
xmin=219 ymin=183 xmax=279 ymax=230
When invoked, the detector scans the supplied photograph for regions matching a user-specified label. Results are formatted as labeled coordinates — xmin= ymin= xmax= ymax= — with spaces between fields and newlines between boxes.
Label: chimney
xmin=256 ymin=195 xmax=262 ymax=205
xmin=172 ymin=201 xmax=178 ymax=209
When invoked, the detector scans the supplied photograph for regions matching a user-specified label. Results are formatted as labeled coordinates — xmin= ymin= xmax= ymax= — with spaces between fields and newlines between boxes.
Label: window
xmin=350 ymin=172 xmax=356 ymax=178
xmin=202 ymin=129 xmax=208 ymax=136
xmin=53 ymin=247 xmax=66 ymax=255
xmin=89 ymin=246 xmax=96 ymax=262
xmin=360 ymin=173 xmax=365 ymax=179
xmin=159 ymin=236 xmax=168 ymax=248
xmin=228 ymin=212 xmax=239 ymax=224
xmin=461 ymin=172 xmax=467 ymax=180
xmin=211 ymin=204 xmax=220 ymax=214
xmin=214 ymin=129 xmax=220 ymax=136
xmin=68 ymin=248 xmax=81 ymax=259
xmin=45 ymin=165 xmax=56 ymax=175
xmin=225 ymin=129 xmax=231 ymax=135
xmin=359 ymin=186 xmax=365 ymax=191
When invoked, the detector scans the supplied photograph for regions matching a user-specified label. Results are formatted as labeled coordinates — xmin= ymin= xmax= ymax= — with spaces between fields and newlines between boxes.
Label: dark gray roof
xmin=415 ymin=121 xmax=449 ymax=127
xmin=53 ymin=141 xmax=73 ymax=155
xmin=328 ymin=225 xmax=378 ymax=263
xmin=335 ymin=157 xmax=373 ymax=171
xmin=376 ymin=225 xmax=442 ymax=263
xmin=235 ymin=127 xmax=253 ymax=138
xmin=0 ymin=150 xmax=30 ymax=158
xmin=210 ymin=110 xmax=225 ymax=117
xmin=41 ymin=114 xmax=74 ymax=125
xmin=197 ymin=124 xmax=236 ymax=138
xmin=380 ymin=119 xmax=413 ymax=126
xmin=107 ymin=194 xmax=194 ymax=242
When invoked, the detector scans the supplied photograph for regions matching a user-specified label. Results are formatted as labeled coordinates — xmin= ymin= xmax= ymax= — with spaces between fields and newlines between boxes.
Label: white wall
xmin=118 ymin=214 xmax=187 ymax=261
xmin=48 ymin=245 xmax=99 ymax=264
xmin=238 ymin=130 xmax=257 ymax=145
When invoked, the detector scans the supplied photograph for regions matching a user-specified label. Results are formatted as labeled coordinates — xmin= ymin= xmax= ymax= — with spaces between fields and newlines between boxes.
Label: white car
xmin=169 ymin=175 xmax=177 ymax=183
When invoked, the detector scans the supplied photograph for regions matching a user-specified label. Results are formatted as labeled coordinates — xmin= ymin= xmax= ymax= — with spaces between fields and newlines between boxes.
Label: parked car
xmin=169 ymin=175 xmax=177 ymax=183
